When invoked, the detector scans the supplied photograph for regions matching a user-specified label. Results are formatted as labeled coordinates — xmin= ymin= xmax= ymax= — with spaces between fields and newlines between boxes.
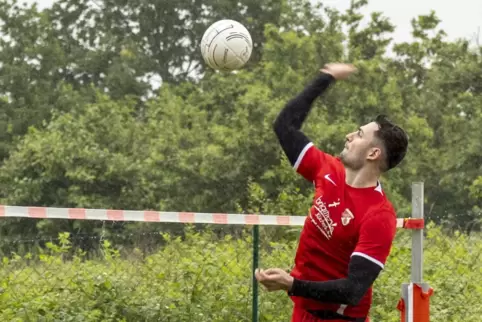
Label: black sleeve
xmin=273 ymin=72 xmax=335 ymax=166
xmin=288 ymin=255 xmax=382 ymax=306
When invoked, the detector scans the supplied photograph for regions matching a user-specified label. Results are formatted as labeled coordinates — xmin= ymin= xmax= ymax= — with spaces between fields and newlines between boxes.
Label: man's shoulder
xmin=368 ymin=197 xmax=396 ymax=215
xmin=379 ymin=196 xmax=397 ymax=217
xmin=355 ymin=193 xmax=396 ymax=223
xmin=308 ymin=151 xmax=345 ymax=182
xmin=317 ymin=152 xmax=345 ymax=174
xmin=360 ymin=202 xmax=397 ymax=231
xmin=365 ymin=184 xmax=396 ymax=212
xmin=297 ymin=145 xmax=345 ymax=180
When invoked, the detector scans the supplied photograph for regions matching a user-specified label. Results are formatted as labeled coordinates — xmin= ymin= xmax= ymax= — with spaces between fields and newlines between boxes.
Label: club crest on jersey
xmin=341 ymin=208 xmax=354 ymax=226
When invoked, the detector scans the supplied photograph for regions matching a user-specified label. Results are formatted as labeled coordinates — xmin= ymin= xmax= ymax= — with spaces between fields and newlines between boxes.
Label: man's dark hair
xmin=373 ymin=114 xmax=409 ymax=172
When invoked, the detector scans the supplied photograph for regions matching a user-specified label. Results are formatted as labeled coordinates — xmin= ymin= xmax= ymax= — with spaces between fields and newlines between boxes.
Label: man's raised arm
xmin=272 ymin=72 xmax=335 ymax=166
xmin=272 ymin=63 xmax=357 ymax=178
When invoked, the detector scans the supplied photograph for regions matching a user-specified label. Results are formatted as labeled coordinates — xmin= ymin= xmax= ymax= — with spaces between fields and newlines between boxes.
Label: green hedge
xmin=0 ymin=224 xmax=480 ymax=321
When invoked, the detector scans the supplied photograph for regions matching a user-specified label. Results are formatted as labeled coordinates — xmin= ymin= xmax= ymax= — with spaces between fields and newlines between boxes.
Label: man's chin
xmin=339 ymin=152 xmax=351 ymax=167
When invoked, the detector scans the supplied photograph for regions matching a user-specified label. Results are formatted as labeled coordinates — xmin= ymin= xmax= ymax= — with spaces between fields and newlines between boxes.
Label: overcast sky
xmin=27 ymin=0 xmax=481 ymax=44
xmin=326 ymin=0 xmax=482 ymax=44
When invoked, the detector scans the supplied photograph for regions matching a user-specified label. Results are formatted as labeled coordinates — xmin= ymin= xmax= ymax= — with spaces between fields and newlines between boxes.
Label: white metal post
xmin=411 ymin=182 xmax=424 ymax=283
xmin=400 ymin=182 xmax=430 ymax=322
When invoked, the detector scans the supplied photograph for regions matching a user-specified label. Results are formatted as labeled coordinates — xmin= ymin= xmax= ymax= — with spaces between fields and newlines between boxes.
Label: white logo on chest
xmin=341 ymin=208 xmax=355 ymax=226
xmin=328 ymin=199 xmax=340 ymax=208
xmin=311 ymin=195 xmax=338 ymax=239
xmin=311 ymin=196 xmax=355 ymax=239
xmin=324 ymin=174 xmax=337 ymax=186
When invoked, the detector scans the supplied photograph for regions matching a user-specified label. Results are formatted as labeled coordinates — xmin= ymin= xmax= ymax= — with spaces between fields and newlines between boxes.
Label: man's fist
xmin=255 ymin=268 xmax=294 ymax=292
xmin=320 ymin=63 xmax=357 ymax=80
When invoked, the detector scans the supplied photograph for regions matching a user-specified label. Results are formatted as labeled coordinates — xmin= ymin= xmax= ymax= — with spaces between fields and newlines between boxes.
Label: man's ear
xmin=367 ymin=147 xmax=382 ymax=161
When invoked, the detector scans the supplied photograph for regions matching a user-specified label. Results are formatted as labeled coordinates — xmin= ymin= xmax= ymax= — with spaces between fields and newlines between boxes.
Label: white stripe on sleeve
xmin=351 ymin=252 xmax=385 ymax=269
xmin=293 ymin=142 xmax=313 ymax=170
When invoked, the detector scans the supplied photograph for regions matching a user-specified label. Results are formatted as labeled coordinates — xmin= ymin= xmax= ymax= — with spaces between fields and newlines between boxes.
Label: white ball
xmin=200 ymin=19 xmax=253 ymax=71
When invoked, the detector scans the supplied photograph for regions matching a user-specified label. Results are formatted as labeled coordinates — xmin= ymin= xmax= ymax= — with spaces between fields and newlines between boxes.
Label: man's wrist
xmin=319 ymin=70 xmax=336 ymax=81
xmin=287 ymin=277 xmax=300 ymax=295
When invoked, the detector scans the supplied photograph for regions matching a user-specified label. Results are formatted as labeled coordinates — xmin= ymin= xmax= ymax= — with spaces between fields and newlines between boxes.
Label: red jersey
xmin=289 ymin=143 xmax=397 ymax=318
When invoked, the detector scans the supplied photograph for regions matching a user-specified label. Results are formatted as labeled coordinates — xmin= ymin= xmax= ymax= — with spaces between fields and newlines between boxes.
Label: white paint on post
xmin=411 ymin=182 xmax=424 ymax=283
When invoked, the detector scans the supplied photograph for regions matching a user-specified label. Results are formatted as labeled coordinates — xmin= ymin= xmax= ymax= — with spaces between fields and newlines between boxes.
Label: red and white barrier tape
xmin=0 ymin=205 xmax=414 ymax=228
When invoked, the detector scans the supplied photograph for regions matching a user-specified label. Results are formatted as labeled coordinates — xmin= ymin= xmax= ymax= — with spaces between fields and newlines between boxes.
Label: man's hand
xmin=320 ymin=63 xmax=357 ymax=80
xmin=255 ymin=268 xmax=294 ymax=292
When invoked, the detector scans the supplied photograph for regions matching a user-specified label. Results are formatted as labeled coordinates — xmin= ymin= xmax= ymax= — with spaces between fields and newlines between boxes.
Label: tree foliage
xmin=0 ymin=0 xmax=481 ymax=319
xmin=0 ymin=0 xmax=481 ymax=235
xmin=0 ymin=226 xmax=480 ymax=321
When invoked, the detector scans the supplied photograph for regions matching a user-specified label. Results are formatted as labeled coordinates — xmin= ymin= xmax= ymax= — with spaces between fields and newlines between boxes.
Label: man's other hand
xmin=255 ymin=268 xmax=294 ymax=292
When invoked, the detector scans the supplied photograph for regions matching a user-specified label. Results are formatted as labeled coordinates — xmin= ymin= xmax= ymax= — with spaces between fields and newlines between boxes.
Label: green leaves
xmin=0 ymin=226 xmax=480 ymax=321
xmin=1 ymin=0 xmax=481 ymax=233
xmin=0 ymin=2 xmax=481 ymax=320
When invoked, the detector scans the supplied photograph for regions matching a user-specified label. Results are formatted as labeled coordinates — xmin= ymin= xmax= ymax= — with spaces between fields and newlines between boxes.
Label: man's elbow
xmin=346 ymin=288 xmax=369 ymax=306
xmin=346 ymin=294 xmax=363 ymax=306
xmin=273 ymin=99 xmax=295 ymax=135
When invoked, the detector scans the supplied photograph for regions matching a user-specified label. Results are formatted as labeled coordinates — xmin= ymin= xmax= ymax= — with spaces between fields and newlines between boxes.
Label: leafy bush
xmin=0 ymin=224 xmax=480 ymax=321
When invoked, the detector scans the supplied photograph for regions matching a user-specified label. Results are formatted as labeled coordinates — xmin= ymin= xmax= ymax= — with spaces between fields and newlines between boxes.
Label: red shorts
xmin=291 ymin=306 xmax=370 ymax=322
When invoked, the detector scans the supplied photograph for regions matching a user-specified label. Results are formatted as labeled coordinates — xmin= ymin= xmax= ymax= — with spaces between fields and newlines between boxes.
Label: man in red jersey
xmin=255 ymin=63 xmax=409 ymax=322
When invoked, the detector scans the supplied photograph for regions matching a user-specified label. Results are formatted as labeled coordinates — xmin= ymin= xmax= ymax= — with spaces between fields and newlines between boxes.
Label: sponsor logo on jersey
xmin=311 ymin=195 xmax=337 ymax=239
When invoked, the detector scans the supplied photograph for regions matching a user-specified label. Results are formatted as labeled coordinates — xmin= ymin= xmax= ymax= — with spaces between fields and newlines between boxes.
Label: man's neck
xmin=345 ymin=167 xmax=380 ymax=188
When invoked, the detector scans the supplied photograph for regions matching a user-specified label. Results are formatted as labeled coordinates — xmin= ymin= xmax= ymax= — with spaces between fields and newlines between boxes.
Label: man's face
xmin=339 ymin=122 xmax=382 ymax=170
